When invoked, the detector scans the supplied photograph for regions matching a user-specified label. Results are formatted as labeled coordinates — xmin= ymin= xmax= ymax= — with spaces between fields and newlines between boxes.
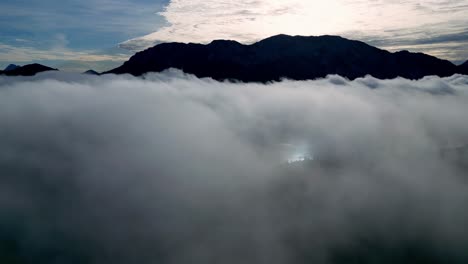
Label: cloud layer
xmin=1 ymin=72 xmax=468 ymax=263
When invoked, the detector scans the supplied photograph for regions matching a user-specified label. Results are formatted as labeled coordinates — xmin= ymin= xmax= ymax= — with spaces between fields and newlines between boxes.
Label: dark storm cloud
xmin=1 ymin=71 xmax=468 ymax=263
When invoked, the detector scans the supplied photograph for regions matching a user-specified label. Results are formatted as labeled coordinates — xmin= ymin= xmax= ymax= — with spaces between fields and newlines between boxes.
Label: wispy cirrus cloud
xmin=0 ymin=44 xmax=127 ymax=62
xmin=0 ymin=34 xmax=131 ymax=72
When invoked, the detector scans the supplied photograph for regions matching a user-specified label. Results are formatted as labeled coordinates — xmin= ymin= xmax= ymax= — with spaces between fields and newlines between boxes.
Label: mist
xmin=1 ymin=71 xmax=468 ymax=264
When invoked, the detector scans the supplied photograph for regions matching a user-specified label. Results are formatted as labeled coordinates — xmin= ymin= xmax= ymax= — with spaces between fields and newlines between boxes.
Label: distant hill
xmin=106 ymin=34 xmax=462 ymax=81
xmin=1 ymin=63 xmax=57 ymax=76
xmin=4 ymin=64 xmax=20 ymax=72
xmin=83 ymin=69 xmax=99 ymax=75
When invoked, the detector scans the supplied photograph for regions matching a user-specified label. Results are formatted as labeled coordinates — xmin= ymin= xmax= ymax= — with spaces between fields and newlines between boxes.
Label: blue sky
xmin=0 ymin=0 xmax=169 ymax=71
xmin=1 ymin=0 xmax=467 ymax=72
xmin=0 ymin=0 xmax=168 ymax=47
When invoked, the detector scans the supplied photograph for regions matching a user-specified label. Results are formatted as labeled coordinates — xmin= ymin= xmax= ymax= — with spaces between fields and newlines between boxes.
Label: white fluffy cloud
xmin=1 ymin=71 xmax=468 ymax=263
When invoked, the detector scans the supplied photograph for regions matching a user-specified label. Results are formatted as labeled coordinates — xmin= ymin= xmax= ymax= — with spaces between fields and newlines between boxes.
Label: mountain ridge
xmin=83 ymin=69 xmax=100 ymax=75
xmin=0 ymin=63 xmax=58 ymax=76
xmin=106 ymin=34 xmax=464 ymax=81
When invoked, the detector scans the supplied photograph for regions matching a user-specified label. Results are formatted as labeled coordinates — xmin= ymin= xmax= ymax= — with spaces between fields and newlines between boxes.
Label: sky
xmin=1 ymin=0 xmax=467 ymax=72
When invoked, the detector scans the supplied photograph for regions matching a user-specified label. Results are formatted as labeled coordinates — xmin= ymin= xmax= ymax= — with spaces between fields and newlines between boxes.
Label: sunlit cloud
xmin=121 ymin=0 xmax=468 ymax=62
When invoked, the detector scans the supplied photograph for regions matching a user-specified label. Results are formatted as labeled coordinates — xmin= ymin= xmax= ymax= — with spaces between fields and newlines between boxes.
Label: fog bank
xmin=1 ymin=71 xmax=468 ymax=263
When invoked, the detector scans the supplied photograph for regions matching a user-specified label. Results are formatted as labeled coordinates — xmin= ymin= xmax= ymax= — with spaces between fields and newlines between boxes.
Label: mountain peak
xmin=83 ymin=69 xmax=99 ymax=75
xmin=4 ymin=64 xmax=20 ymax=71
xmin=255 ymin=34 xmax=310 ymax=45
xmin=257 ymin=34 xmax=346 ymax=44
xmin=209 ymin=39 xmax=242 ymax=45
xmin=261 ymin=34 xmax=295 ymax=40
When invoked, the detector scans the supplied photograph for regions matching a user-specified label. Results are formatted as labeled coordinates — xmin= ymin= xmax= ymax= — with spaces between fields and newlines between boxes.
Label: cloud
xmin=346 ymin=22 xmax=468 ymax=63
xmin=0 ymin=46 xmax=127 ymax=64
xmin=121 ymin=0 xmax=468 ymax=62
xmin=1 ymin=71 xmax=468 ymax=263
xmin=121 ymin=0 xmax=355 ymax=45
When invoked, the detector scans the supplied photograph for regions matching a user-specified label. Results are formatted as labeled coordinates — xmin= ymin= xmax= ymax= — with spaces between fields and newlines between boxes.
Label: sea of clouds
xmin=1 ymin=71 xmax=468 ymax=263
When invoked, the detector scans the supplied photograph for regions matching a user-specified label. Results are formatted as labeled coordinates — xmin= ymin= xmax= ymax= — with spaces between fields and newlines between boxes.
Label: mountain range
xmin=106 ymin=34 xmax=468 ymax=81
xmin=2 ymin=35 xmax=468 ymax=80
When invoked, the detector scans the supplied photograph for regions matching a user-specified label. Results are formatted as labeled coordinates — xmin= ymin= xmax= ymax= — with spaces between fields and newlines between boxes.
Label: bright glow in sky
xmin=122 ymin=0 xmax=468 ymax=64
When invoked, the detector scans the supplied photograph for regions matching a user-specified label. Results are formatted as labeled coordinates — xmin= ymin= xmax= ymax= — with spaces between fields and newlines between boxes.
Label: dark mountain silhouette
xmin=0 ymin=63 xmax=57 ymax=76
xmin=83 ymin=69 xmax=99 ymax=75
xmin=106 ymin=34 xmax=462 ymax=81
xmin=4 ymin=64 xmax=20 ymax=72
xmin=459 ymin=61 xmax=468 ymax=75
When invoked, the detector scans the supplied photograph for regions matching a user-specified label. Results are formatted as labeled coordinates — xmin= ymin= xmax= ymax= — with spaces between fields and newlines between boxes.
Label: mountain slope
xmin=106 ymin=35 xmax=459 ymax=81
xmin=2 ymin=64 xmax=57 ymax=76
xmin=459 ymin=60 xmax=468 ymax=75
